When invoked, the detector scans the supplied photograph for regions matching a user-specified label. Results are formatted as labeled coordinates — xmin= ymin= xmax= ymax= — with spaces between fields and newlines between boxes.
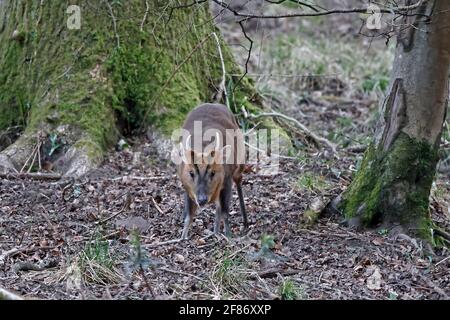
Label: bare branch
xmin=249 ymin=111 xmax=337 ymax=153
xmin=212 ymin=0 xmax=428 ymax=20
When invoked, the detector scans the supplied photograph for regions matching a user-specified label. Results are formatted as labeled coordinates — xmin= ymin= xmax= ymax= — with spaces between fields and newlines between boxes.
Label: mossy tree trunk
xmin=0 ymin=0 xmax=258 ymax=177
xmin=339 ymin=0 xmax=450 ymax=238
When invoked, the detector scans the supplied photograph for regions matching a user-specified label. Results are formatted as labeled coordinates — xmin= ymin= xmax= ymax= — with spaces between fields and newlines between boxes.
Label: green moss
xmin=103 ymin=2 xmax=261 ymax=135
xmin=340 ymin=132 xmax=438 ymax=235
xmin=0 ymin=0 xmax=288 ymax=167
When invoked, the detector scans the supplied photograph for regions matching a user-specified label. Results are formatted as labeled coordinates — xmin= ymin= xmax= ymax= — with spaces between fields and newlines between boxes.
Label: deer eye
xmin=189 ymin=171 xmax=195 ymax=179
xmin=210 ymin=171 xmax=215 ymax=178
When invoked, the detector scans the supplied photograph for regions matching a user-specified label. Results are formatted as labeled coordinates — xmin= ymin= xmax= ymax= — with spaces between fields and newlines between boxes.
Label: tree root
xmin=0 ymin=140 xmax=100 ymax=179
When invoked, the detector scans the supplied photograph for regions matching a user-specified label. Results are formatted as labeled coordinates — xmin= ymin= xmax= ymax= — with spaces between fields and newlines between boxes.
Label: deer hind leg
xmin=233 ymin=169 xmax=248 ymax=229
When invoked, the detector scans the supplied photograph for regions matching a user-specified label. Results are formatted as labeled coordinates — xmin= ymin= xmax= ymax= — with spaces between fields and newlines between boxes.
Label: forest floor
xmin=1 ymin=1 xmax=450 ymax=300
xmin=0 ymin=134 xmax=449 ymax=300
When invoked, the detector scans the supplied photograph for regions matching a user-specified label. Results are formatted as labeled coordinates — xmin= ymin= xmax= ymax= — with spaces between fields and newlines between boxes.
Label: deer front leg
xmin=181 ymin=192 xmax=197 ymax=240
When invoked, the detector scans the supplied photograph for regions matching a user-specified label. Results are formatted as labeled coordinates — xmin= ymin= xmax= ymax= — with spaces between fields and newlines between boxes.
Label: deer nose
xmin=198 ymin=194 xmax=208 ymax=206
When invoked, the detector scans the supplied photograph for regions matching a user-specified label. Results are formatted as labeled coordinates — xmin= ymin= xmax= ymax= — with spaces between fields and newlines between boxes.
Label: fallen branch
xmin=0 ymin=248 xmax=22 ymax=263
xmin=108 ymin=175 xmax=170 ymax=182
xmin=433 ymin=228 xmax=450 ymax=242
xmin=256 ymin=268 xmax=303 ymax=279
xmin=159 ymin=267 xmax=205 ymax=282
xmin=0 ymin=172 xmax=62 ymax=181
xmin=145 ymin=238 xmax=183 ymax=248
xmin=151 ymin=196 xmax=164 ymax=215
xmin=212 ymin=0 xmax=428 ymax=20
xmin=212 ymin=32 xmax=229 ymax=109
xmin=249 ymin=111 xmax=337 ymax=153
xmin=96 ymin=207 xmax=126 ymax=225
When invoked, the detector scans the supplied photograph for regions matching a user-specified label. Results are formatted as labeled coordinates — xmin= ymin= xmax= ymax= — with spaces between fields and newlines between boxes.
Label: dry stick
xmin=0 ymin=172 xmax=62 ymax=181
xmin=212 ymin=0 xmax=428 ymax=19
xmin=417 ymin=274 xmax=449 ymax=299
xmin=139 ymin=265 xmax=155 ymax=297
xmin=227 ymin=244 xmax=252 ymax=260
xmin=0 ymin=248 xmax=22 ymax=263
xmin=244 ymin=141 xmax=296 ymax=160
xmin=211 ymin=32 xmax=229 ymax=109
xmin=39 ymin=205 xmax=58 ymax=235
xmin=26 ymin=146 xmax=39 ymax=174
xmin=249 ymin=112 xmax=337 ymax=153
xmin=104 ymin=0 xmax=120 ymax=48
xmin=151 ymin=197 xmax=164 ymax=215
xmin=0 ymin=246 xmax=57 ymax=264
xmin=20 ymin=140 xmax=40 ymax=173
xmin=159 ymin=267 xmax=205 ymax=283
xmin=257 ymin=268 xmax=303 ymax=279
xmin=96 ymin=207 xmax=126 ymax=225
xmin=145 ymin=238 xmax=183 ymax=248
xmin=436 ymin=256 xmax=450 ymax=266
xmin=108 ymin=175 xmax=169 ymax=182
xmin=139 ymin=33 xmax=212 ymax=131
xmin=433 ymin=228 xmax=450 ymax=242
xmin=140 ymin=0 xmax=150 ymax=32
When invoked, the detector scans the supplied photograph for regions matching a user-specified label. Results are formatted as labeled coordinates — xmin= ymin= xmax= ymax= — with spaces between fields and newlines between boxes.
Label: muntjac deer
xmin=177 ymin=103 xmax=248 ymax=239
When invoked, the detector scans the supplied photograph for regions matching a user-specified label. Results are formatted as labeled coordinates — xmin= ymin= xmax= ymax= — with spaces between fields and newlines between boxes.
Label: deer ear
xmin=180 ymin=144 xmax=197 ymax=164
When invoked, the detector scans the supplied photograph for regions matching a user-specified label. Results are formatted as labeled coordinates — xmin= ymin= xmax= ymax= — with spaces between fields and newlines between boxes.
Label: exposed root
xmin=62 ymin=145 xmax=99 ymax=178
xmin=0 ymin=138 xmax=100 ymax=179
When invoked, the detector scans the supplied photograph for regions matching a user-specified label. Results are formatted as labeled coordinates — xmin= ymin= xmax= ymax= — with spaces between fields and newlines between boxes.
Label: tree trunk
xmin=0 ymin=0 xmax=264 ymax=177
xmin=339 ymin=0 xmax=450 ymax=238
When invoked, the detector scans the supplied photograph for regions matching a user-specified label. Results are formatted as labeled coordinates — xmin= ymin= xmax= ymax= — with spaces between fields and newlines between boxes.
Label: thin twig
xmin=0 ymin=172 xmax=62 ymax=181
xmin=145 ymin=238 xmax=183 ymax=248
xmin=249 ymin=111 xmax=337 ymax=153
xmin=104 ymin=0 xmax=120 ymax=48
xmin=140 ymin=265 xmax=155 ymax=297
xmin=212 ymin=0 xmax=428 ymax=20
xmin=436 ymin=256 xmax=450 ymax=266
xmin=39 ymin=205 xmax=58 ymax=235
xmin=211 ymin=32 xmax=229 ymax=109
xmin=140 ymin=0 xmax=150 ymax=32
xmin=159 ymin=267 xmax=205 ymax=282
xmin=151 ymin=197 xmax=164 ymax=215
xmin=96 ymin=208 xmax=125 ymax=225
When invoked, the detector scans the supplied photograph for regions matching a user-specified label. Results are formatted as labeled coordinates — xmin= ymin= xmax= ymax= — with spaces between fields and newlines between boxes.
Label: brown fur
xmin=178 ymin=103 xmax=247 ymax=239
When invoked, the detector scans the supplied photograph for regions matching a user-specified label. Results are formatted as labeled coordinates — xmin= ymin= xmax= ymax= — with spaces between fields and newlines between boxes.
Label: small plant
xmin=388 ymin=291 xmax=398 ymax=300
xmin=279 ymin=279 xmax=303 ymax=300
xmin=127 ymin=230 xmax=156 ymax=296
xmin=48 ymin=133 xmax=62 ymax=156
xmin=212 ymin=250 xmax=248 ymax=296
xmin=377 ymin=229 xmax=389 ymax=236
xmin=336 ymin=116 xmax=353 ymax=128
xmin=83 ymin=236 xmax=113 ymax=269
xmin=127 ymin=230 xmax=154 ymax=272
xmin=78 ymin=232 xmax=122 ymax=285
xmin=297 ymin=173 xmax=328 ymax=192
xmin=300 ymin=209 xmax=320 ymax=227
xmin=260 ymin=234 xmax=276 ymax=253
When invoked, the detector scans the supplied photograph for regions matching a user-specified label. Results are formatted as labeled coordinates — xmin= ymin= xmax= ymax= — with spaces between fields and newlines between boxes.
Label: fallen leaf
xmin=174 ymin=254 xmax=185 ymax=264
